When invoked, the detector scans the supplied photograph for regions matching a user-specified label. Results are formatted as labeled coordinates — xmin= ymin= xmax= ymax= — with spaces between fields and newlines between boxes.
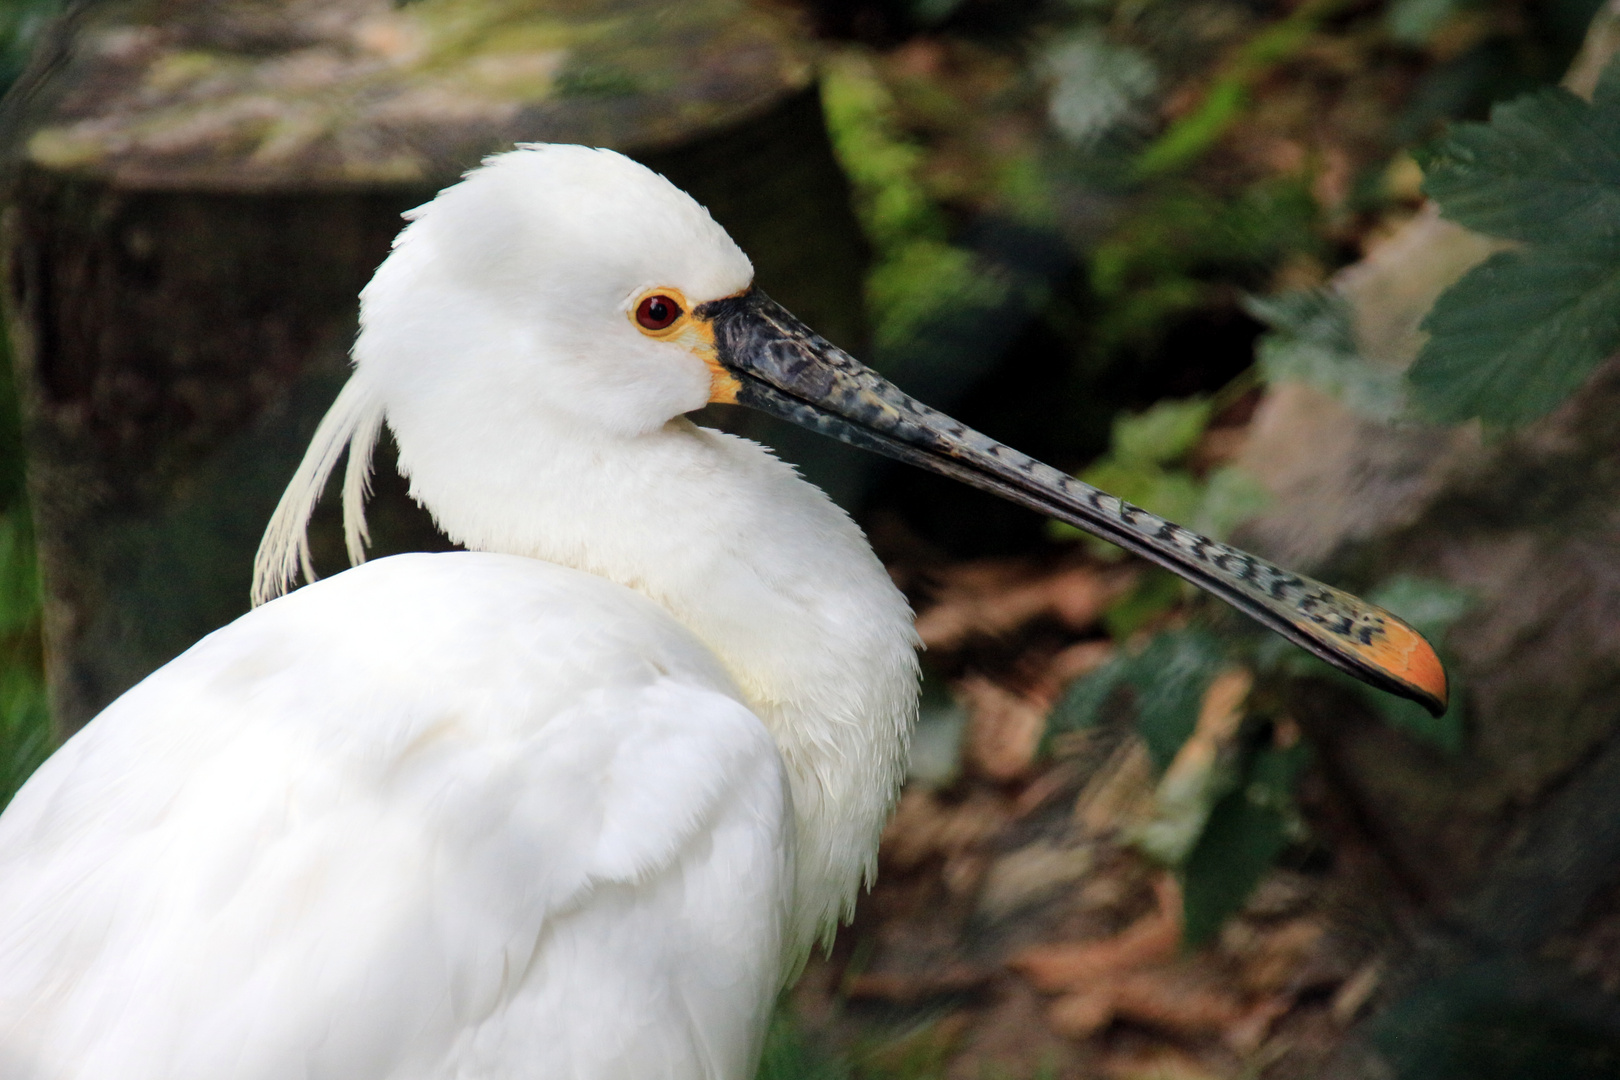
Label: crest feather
xmin=252 ymin=376 xmax=386 ymax=606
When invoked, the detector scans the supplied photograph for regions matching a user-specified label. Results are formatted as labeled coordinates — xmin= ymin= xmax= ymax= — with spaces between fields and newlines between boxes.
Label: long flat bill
xmin=701 ymin=289 xmax=1449 ymax=718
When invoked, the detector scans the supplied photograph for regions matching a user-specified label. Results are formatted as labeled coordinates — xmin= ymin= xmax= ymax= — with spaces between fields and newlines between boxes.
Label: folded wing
xmin=0 ymin=553 xmax=792 ymax=1080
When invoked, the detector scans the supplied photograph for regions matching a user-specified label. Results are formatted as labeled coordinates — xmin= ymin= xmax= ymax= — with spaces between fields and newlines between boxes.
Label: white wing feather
xmin=0 ymin=553 xmax=791 ymax=1080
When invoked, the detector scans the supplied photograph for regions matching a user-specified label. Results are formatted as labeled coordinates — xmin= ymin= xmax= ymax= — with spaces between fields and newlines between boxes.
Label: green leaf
xmin=1193 ymin=466 xmax=1271 ymax=542
xmin=1367 ymin=575 xmax=1473 ymax=643
xmin=866 ymin=241 xmax=1015 ymax=354
xmin=1110 ymin=397 xmax=1212 ymax=465
xmin=1410 ymin=245 xmax=1620 ymax=425
xmin=1421 ymin=78 xmax=1620 ymax=246
xmin=1386 ymin=0 xmax=1465 ymax=46
xmin=1248 ymin=289 xmax=1405 ymax=420
xmin=1046 ymin=655 xmax=1127 ymax=734
xmin=821 ymin=54 xmax=945 ymax=252
xmin=1412 ymin=57 xmax=1620 ymax=427
xmin=1124 ymin=629 xmax=1227 ymax=772
xmin=1102 ymin=569 xmax=1183 ymax=640
xmin=1052 ymin=630 xmax=1227 ymax=769
xmin=1179 ymin=743 xmax=1309 ymax=945
xmin=756 ymin=1010 xmax=851 ymax=1080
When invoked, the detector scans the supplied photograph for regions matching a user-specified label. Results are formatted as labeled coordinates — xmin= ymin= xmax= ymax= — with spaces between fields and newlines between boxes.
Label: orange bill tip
xmin=1313 ymin=611 xmax=1449 ymax=717
xmin=1372 ymin=616 xmax=1449 ymax=715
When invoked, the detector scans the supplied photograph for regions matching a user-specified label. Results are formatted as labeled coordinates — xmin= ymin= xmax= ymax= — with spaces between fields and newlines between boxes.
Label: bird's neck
xmin=395 ymin=416 xmax=918 ymax=960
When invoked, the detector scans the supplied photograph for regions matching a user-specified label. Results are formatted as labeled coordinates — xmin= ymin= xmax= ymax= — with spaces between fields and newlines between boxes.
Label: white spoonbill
xmin=0 ymin=145 xmax=1445 ymax=1080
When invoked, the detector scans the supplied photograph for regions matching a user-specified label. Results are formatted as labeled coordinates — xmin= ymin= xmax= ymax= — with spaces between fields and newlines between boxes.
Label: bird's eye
xmin=636 ymin=295 xmax=682 ymax=331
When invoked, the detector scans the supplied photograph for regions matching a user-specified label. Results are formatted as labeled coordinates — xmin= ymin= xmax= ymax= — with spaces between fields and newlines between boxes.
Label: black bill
xmin=697 ymin=288 xmax=1448 ymax=717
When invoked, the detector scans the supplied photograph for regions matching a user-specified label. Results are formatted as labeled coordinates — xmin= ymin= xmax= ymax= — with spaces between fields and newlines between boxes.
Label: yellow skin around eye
xmin=630 ymin=287 xmax=740 ymax=404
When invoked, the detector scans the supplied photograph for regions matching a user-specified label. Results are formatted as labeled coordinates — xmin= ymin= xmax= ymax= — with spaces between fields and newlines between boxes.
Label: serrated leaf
xmin=1180 ymin=743 xmax=1308 ymax=945
xmin=1410 ymin=245 xmax=1620 ymax=425
xmin=1421 ymin=80 xmax=1620 ymax=245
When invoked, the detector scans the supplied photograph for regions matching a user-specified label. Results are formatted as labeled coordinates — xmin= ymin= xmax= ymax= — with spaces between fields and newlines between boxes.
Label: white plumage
xmin=0 ymin=137 xmax=1448 ymax=1080
xmin=0 ymin=146 xmax=919 ymax=1079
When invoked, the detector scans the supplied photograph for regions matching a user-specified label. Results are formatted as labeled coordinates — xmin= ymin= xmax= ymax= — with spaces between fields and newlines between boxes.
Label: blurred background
xmin=2 ymin=0 xmax=1620 ymax=1077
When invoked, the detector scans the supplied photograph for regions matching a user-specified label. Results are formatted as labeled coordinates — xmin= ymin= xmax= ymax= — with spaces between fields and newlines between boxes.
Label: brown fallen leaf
xmin=1048 ymin=967 xmax=1287 ymax=1053
xmin=880 ymin=788 xmax=1009 ymax=871
xmin=1012 ymin=760 xmax=1084 ymax=818
xmin=843 ymin=965 xmax=991 ymax=1003
xmin=1009 ymin=875 xmax=1183 ymax=992
xmin=976 ymin=839 xmax=1094 ymax=920
xmin=1098 ymin=1044 xmax=1224 ymax=1080
xmin=1046 ymin=985 xmax=1115 ymax=1038
xmin=960 ymin=675 xmax=1048 ymax=782
xmin=1074 ymin=737 xmax=1157 ymax=838
xmin=1329 ymin=959 xmax=1383 ymax=1026
xmin=1112 ymin=970 xmax=1288 ymax=1054
xmin=1236 ymin=917 xmax=1330 ymax=996
xmin=1046 ymin=638 xmax=1116 ymax=687
xmin=914 ymin=562 xmax=1133 ymax=652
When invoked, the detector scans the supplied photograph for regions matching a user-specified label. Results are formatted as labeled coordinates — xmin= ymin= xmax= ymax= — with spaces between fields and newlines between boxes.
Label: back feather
xmin=252 ymin=375 xmax=387 ymax=606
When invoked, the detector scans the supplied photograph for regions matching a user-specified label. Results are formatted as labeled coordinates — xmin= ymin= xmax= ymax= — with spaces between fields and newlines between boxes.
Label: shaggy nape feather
xmin=252 ymin=375 xmax=386 ymax=606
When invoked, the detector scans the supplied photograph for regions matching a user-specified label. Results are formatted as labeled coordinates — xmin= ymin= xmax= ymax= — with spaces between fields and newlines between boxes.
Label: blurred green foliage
xmin=758 ymin=1013 xmax=853 ymax=1080
xmin=0 ymin=314 xmax=45 ymax=814
xmin=757 ymin=1008 xmax=1008 ymax=1080
xmin=1047 ymin=571 xmax=1471 ymax=939
xmin=1247 ymin=289 xmax=1406 ymax=421
xmin=1133 ymin=0 xmax=1350 ymax=178
xmin=1178 ymin=739 xmax=1308 ymax=945
xmin=1086 ymin=179 xmax=1323 ymax=374
xmin=821 ymin=53 xmax=1024 ymax=358
xmin=0 ymin=0 xmax=53 ymax=811
xmin=1049 ymin=394 xmax=1269 ymax=573
xmin=0 ymin=0 xmax=53 ymax=87
xmin=1374 ymin=958 xmax=1620 ymax=1079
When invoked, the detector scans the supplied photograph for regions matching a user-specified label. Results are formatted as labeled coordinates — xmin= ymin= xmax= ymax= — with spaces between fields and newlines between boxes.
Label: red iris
xmin=636 ymin=295 xmax=681 ymax=331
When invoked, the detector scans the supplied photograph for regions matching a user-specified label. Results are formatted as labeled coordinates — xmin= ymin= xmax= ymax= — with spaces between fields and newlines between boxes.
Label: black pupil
xmin=640 ymin=296 xmax=679 ymax=328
